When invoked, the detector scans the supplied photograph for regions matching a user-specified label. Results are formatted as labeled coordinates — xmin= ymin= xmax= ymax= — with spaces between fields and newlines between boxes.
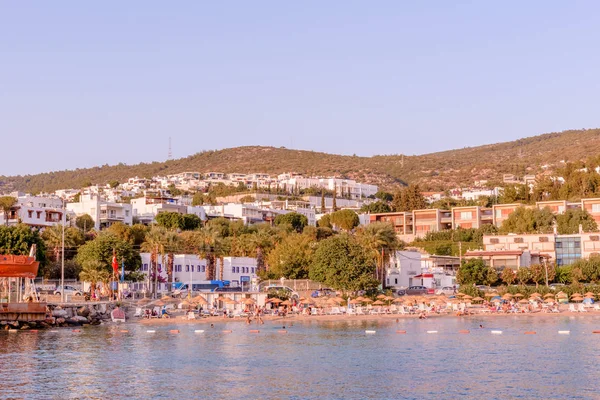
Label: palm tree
xmin=79 ymin=260 xmax=110 ymax=299
xmin=0 ymin=196 xmax=17 ymax=226
xmin=244 ymin=229 xmax=276 ymax=273
xmin=141 ymin=226 xmax=168 ymax=296
xmin=42 ymin=225 xmax=82 ymax=262
xmin=164 ymin=230 xmax=182 ymax=285
xmin=356 ymin=222 xmax=400 ymax=286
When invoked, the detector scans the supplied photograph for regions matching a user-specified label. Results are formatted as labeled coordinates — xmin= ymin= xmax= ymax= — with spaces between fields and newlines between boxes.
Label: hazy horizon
xmin=2 ymin=2 xmax=600 ymax=175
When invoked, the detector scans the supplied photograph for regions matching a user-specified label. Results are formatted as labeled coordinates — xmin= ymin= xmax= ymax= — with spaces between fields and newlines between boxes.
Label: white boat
xmin=111 ymin=307 xmax=126 ymax=323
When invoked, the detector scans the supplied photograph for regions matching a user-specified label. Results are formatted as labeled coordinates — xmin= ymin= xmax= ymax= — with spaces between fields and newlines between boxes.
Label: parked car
xmin=404 ymin=286 xmax=429 ymax=295
xmin=549 ymin=283 xmax=565 ymax=291
xmin=475 ymin=285 xmax=491 ymax=292
xmin=435 ymin=286 xmax=456 ymax=295
xmin=53 ymin=285 xmax=83 ymax=296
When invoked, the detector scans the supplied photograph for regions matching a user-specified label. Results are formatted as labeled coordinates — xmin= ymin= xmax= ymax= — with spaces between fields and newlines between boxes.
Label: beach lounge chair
xmin=357 ymin=307 xmax=366 ymax=315
xmin=186 ymin=311 xmax=196 ymax=320
xmin=133 ymin=307 xmax=143 ymax=317
xmin=578 ymin=304 xmax=588 ymax=312
xmin=593 ymin=304 xmax=600 ymax=311
xmin=569 ymin=304 xmax=577 ymax=312
xmin=398 ymin=306 xmax=408 ymax=315
xmin=347 ymin=308 xmax=356 ymax=316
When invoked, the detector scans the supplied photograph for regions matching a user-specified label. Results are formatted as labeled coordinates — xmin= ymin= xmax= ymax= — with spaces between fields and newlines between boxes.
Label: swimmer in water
xmin=210 ymin=324 xmax=214 ymax=328
xmin=479 ymin=324 xmax=484 ymax=329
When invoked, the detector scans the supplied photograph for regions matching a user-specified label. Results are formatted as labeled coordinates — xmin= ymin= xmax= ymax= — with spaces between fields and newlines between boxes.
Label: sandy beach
xmin=136 ymin=307 xmax=600 ymax=325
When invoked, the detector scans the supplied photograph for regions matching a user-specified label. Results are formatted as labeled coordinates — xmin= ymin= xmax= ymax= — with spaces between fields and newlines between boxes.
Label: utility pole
xmin=458 ymin=242 xmax=462 ymax=265
xmin=543 ymin=257 xmax=549 ymax=287
xmin=61 ymin=198 xmax=65 ymax=303
xmin=154 ymin=244 xmax=158 ymax=299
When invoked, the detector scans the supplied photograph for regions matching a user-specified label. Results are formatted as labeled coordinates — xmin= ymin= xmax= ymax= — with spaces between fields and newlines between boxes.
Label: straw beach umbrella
xmin=472 ymin=297 xmax=484 ymax=303
xmin=138 ymin=298 xmax=152 ymax=306
xmin=513 ymin=293 xmax=524 ymax=298
xmin=544 ymin=293 xmax=555 ymax=298
xmin=530 ymin=292 xmax=541 ymax=298
xmin=191 ymin=295 xmax=208 ymax=304
xmin=376 ymin=294 xmax=387 ymax=299
xmin=372 ymin=300 xmax=385 ymax=306
xmin=484 ymin=292 xmax=497 ymax=298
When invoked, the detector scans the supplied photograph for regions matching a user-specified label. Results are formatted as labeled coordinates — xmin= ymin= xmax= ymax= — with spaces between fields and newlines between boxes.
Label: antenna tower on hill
xmin=168 ymin=137 xmax=173 ymax=160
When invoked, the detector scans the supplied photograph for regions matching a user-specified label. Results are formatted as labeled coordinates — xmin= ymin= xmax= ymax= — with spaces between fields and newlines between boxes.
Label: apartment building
xmin=140 ymin=253 xmax=258 ymax=290
xmin=482 ymin=232 xmax=600 ymax=266
xmin=67 ymin=194 xmax=133 ymax=230
xmin=464 ymin=249 xmax=547 ymax=270
xmin=0 ymin=194 xmax=65 ymax=228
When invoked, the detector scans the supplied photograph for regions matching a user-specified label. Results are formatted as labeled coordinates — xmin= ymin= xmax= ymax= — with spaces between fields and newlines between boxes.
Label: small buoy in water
xmin=459 ymin=330 xmax=470 ymax=334
xmin=558 ymin=330 xmax=570 ymax=335
xmin=278 ymin=330 xmax=288 ymax=334
xmin=169 ymin=329 xmax=180 ymax=334
xmin=396 ymin=330 xmax=406 ymax=334
xmin=365 ymin=330 xmax=376 ymax=334
xmin=194 ymin=330 xmax=205 ymax=333
xmin=222 ymin=330 xmax=232 ymax=334
xmin=72 ymin=329 xmax=81 ymax=333
xmin=524 ymin=331 xmax=536 ymax=335
xmin=146 ymin=330 xmax=156 ymax=333
xmin=427 ymin=330 xmax=438 ymax=334
xmin=593 ymin=330 xmax=600 ymax=334
xmin=120 ymin=330 xmax=128 ymax=333
xmin=29 ymin=330 xmax=38 ymax=333
xmin=491 ymin=330 xmax=503 ymax=335
xmin=249 ymin=330 xmax=260 ymax=333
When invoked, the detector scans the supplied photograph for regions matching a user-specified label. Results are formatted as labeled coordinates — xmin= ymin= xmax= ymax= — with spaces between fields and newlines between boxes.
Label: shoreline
xmin=136 ymin=309 xmax=600 ymax=325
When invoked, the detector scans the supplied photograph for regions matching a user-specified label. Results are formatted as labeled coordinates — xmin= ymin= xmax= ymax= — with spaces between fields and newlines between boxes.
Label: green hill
xmin=2 ymin=128 xmax=600 ymax=194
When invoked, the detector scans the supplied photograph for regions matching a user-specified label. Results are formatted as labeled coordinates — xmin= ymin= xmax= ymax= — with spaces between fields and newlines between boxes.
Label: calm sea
xmin=2 ymin=316 xmax=600 ymax=399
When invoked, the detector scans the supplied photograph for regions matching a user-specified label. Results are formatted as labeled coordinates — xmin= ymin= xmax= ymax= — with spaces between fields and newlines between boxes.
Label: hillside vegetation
xmin=2 ymin=128 xmax=600 ymax=193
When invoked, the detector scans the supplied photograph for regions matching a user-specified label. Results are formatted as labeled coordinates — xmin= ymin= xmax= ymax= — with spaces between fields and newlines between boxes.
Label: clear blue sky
xmin=2 ymin=1 xmax=599 ymax=176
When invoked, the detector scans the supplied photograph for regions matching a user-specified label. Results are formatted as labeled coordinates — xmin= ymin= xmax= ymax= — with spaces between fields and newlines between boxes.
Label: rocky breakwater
xmin=1 ymin=303 xmax=121 ymax=331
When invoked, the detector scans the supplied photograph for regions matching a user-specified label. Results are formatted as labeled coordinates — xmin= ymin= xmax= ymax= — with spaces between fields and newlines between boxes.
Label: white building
xmin=0 ymin=194 xmax=65 ymax=228
xmin=140 ymin=253 xmax=258 ymax=290
xmin=278 ymin=176 xmax=378 ymax=199
xmin=204 ymin=203 xmax=286 ymax=225
xmin=131 ymin=196 xmax=205 ymax=225
xmin=385 ymin=251 xmax=459 ymax=291
xmin=66 ymin=194 xmax=132 ymax=230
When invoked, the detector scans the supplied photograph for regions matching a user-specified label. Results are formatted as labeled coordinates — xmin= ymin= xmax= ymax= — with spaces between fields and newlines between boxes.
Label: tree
xmin=556 ymin=209 xmax=598 ymax=234
xmin=374 ymin=191 xmax=393 ymax=202
xmin=332 ymin=187 xmax=338 ymax=211
xmin=499 ymin=206 xmax=555 ymax=234
xmin=360 ymin=201 xmax=391 ymax=214
xmin=356 ymin=222 xmax=400 ymax=286
xmin=75 ymin=232 xmax=141 ymax=280
xmin=239 ymin=195 xmax=255 ymax=204
xmin=42 ymin=225 xmax=85 ymax=261
xmin=192 ymin=192 xmax=206 ymax=206
xmin=181 ymin=214 xmax=202 ymax=231
xmin=501 ymin=268 xmax=516 ymax=285
xmin=274 ymin=212 xmax=308 ymax=233
xmin=329 ymin=209 xmax=360 ymax=231
xmin=309 ymin=234 xmax=378 ymax=291
xmin=516 ymin=267 xmax=531 ymax=285
xmin=0 ymin=196 xmax=17 ymax=225
xmin=391 ymin=184 xmax=426 ymax=212
xmin=266 ymin=233 xmax=315 ymax=279
xmin=108 ymin=180 xmax=120 ymax=189
xmin=75 ymin=214 xmax=95 ymax=232
xmin=321 ymin=191 xmax=326 ymax=213
xmin=140 ymin=226 xmax=168 ymax=295
xmin=317 ymin=214 xmax=332 ymax=229
xmin=485 ymin=267 xmax=499 ymax=286
xmin=79 ymin=260 xmax=110 ymax=296
xmin=456 ymin=258 xmax=487 ymax=285
xmin=529 ymin=264 xmax=546 ymax=287
xmin=155 ymin=212 xmax=184 ymax=230
xmin=0 ymin=224 xmax=48 ymax=275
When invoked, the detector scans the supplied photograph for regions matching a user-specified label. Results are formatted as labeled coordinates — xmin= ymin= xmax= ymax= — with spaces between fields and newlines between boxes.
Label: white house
xmin=139 ymin=253 xmax=258 ymax=290
xmin=0 ymin=194 xmax=65 ymax=228
xmin=130 ymin=196 xmax=205 ymax=225
xmin=386 ymin=251 xmax=459 ymax=291
xmin=67 ymin=194 xmax=132 ymax=230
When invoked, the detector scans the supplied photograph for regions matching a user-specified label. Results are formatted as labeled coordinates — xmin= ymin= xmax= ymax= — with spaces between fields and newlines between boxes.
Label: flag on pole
xmin=112 ymin=250 xmax=119 ymax=274
xmin=121 ymin=259 xmax=125 ymax=282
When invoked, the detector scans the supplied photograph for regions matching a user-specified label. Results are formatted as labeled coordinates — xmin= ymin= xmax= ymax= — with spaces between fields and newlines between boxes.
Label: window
xmin=592 ymin=204 xmax=600 ymax=213
xmin=201 ymin=265 xmax=206 ymax=272
xmin=125 ymin=210 xmax=130 ymax=216
xmin=460 ymin=211 xmax=472 ymax=220
xmin=490 ymin=238 xmax=499 ymax=244
xmin=556 ymin=237 xmax=582 ymax=266
xmin=191 ymin=265 xmax=194 ymax=272
xmin=514 ymin=238 xmax=524 ymax=243
xmin=36 ymin=211 xmax=42 ymax=219
xmin=185 ymin=265 xmax=189 ymax=272
xmin=143 ymin=263 xmax=148 ymax=271
xmin=591 ymin=236 xmax=599 ymax=242
xmin=232 ymin=267 xmax=235 ymax=273
xmin=539 ymin=237 xmax=549 ymax=242
xmin=251 ymin=267 xmax=255 ymax=273
xmin=28 ymin=210 xmax=33 ymax=218
xmin=394 ymin=278 xmax=398 ymax=284
xmin=495 ymin=209 xmax=502 ymax=218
